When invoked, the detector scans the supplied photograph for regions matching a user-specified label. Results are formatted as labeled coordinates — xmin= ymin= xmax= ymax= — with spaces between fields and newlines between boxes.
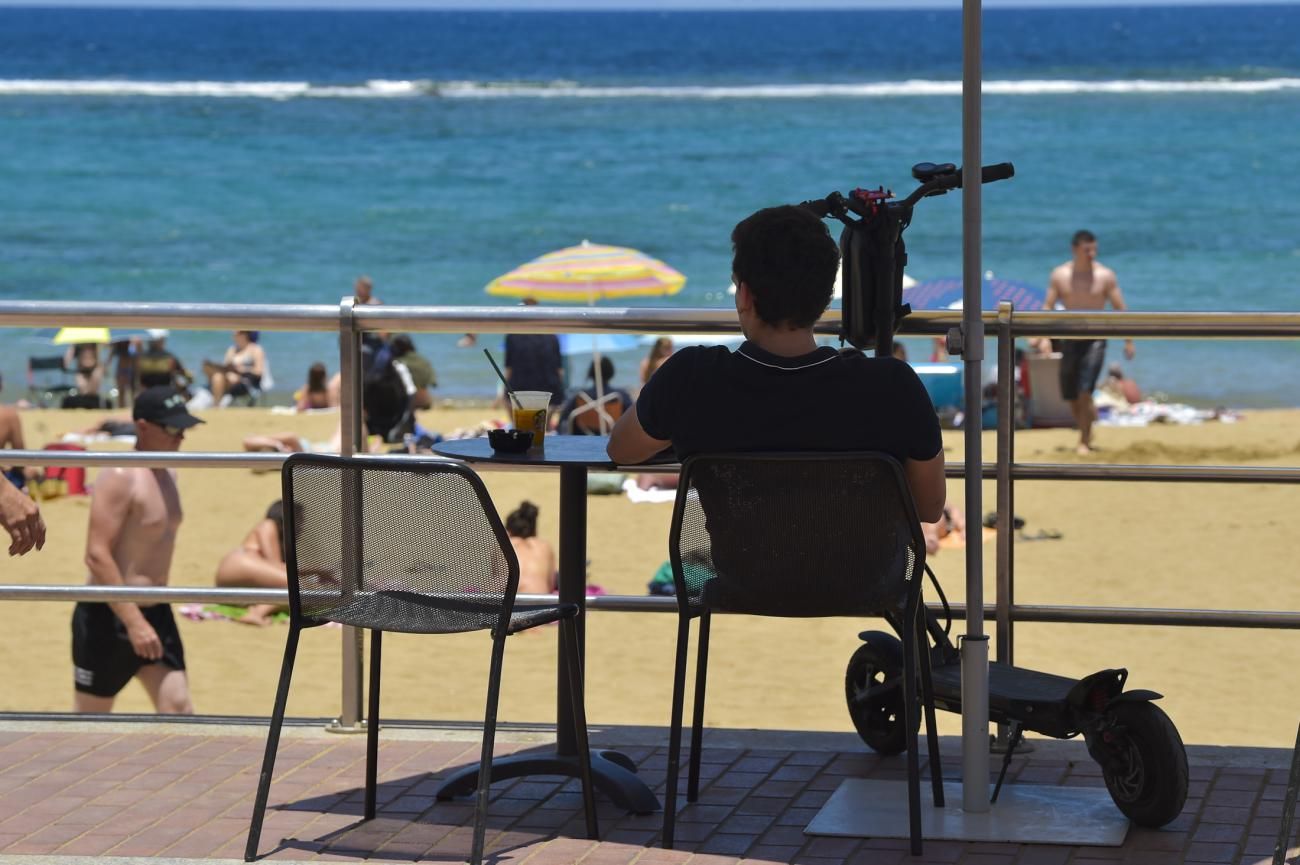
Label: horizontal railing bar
xmin=3 ymin=585 xmax=1296 ymax=630
xmin=0 ymin=585 xmax=287 ymax=605
xmin=354 ymin=305 xmax=758 ymax=336
xmin=1007 ymin=463 xmax=1300 ymax=483
xmin=0 ymin=300 xmax=340 ymax=332
xmin=1 ymin=449 xmax=286 ymax=469
xmin=2 ymin=300 xmax=1298 ymax=340
xmin=1004 ymin=310 xmax=1300 ymax=339
xmin=1011 ymin=604 xmax=1300 ymax=629
xmin=8 ymin=450 xmax=1296 ymax=485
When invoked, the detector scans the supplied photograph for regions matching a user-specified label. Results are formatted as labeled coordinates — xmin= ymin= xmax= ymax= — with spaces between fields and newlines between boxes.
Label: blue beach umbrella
xmin=558 ymin=333 xmax=642 ymax=356
xmin=905 ymin=273 xmax=1046 ymax=311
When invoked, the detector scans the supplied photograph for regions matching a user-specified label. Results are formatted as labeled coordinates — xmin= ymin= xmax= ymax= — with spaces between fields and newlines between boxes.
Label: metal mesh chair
xmin=663 ymin=452 xmax=943 ymax=855
xmin=244 ymin=454 xmax=598 ymax=864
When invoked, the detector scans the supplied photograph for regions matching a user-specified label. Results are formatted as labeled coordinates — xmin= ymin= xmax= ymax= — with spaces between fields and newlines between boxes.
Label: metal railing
xmin=2 ymin=299 xmax=1299 ymax=728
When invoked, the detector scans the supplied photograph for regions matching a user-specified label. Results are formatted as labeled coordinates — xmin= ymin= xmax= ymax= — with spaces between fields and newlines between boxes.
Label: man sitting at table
xmin=606 ymin=203 xmax=945 ymax=523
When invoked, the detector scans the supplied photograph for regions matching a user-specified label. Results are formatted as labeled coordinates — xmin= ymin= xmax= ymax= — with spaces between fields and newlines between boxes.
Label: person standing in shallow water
xmin=72 ymin=386 xmax=204 ymax=714
xmin=1045 ymin=229 xmax=1135 ymax=456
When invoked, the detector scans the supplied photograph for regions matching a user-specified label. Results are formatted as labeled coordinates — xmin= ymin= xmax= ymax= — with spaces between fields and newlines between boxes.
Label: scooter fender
xmin=1106 ymin=689 xmax=1163 ymax=706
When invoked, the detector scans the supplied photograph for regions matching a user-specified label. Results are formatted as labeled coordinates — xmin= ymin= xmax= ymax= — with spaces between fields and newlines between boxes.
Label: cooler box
xmin=1025 ymin=354 xmax=1075 ymax=428
xmin=912 ymin=362 xmax=963 ymax=413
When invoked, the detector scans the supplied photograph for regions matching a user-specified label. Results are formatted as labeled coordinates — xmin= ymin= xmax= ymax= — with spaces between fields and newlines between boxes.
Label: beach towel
xmin=623 ymin=477 xmax=677 ymax=504
xmin=179 ymin=603 xmax=348 ymax=626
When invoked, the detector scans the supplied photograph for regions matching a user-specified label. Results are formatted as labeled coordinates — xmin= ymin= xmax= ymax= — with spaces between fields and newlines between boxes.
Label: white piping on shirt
xmin=736 ymin=348 xmax=838 ymax=371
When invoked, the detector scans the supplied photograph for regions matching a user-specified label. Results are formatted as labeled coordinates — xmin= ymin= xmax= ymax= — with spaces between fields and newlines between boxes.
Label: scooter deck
xmin=930 ymin=660 xmax=1079 ymax=705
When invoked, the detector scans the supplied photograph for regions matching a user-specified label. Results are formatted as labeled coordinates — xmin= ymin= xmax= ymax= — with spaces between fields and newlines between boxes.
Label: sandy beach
xmin=3 ymin=402 xmax=1299 ymax=750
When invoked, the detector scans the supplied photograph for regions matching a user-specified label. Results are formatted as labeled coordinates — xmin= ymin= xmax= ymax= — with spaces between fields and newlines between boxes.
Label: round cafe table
xmin=430 ymin=434 xmax=673 ymax=814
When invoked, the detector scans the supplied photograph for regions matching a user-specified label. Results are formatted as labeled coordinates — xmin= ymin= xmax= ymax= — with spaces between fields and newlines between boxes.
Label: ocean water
xmin=1 ymin=5 xmax=1298 ymax=406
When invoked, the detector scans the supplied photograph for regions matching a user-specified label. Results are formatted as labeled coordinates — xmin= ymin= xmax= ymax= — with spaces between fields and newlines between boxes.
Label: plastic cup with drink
xmin=512 ymin=391 xmax=551 ymax=449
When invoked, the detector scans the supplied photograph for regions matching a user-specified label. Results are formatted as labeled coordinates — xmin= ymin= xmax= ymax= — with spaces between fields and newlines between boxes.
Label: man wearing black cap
xmin=73 ymin=386 xmax=204 ymax=714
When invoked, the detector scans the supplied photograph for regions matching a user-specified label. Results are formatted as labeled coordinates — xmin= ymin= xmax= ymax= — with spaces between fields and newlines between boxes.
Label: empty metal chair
xmin=245 ymin=454 xmax=598 ymax=864
xmin=663 ymin=452 xmax=943 ymax=855
xmin=26 ymin=355 xmax=76 ymax=407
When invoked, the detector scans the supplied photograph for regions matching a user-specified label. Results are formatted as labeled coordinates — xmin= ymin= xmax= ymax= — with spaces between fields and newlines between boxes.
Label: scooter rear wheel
xmin=845 ymin=633 xmax=916 ymax=756
xmin=1100 ymin=701 xmax=1189 ymax=827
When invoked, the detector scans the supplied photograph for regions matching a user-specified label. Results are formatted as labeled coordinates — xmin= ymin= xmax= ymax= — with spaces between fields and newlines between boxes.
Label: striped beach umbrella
xmin=485 ymin=240 xmax=686 ymax=303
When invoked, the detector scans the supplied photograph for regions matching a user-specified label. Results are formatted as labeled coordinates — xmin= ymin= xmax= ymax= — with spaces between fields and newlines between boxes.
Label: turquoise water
xmin=2 ymin=6 xmax=1298 ymax=406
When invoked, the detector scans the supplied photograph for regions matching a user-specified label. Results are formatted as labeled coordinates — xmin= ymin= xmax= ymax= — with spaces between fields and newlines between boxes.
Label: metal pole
xmin=332 ymin=296 xmax=365 ymax=734
xmin=960 ymin=0 xmax=990 ymax=814
xmin=995 ymin=303 xmax=1015 ymax=750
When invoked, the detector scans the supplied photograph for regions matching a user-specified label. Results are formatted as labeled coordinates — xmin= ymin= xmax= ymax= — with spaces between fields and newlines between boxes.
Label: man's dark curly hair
xmin=731 ymin=205 xmax=839 ymax=329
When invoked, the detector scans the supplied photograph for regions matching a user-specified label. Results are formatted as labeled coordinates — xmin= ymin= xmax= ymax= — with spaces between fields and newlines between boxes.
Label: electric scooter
xmin=846 ymin=595 xmax=1188 ymax=827
xmin=804 ymin=162 xmax=1189 ymax=828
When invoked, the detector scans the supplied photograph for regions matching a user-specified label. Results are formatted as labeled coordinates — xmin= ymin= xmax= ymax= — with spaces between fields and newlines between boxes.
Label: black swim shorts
xmin=1058 ymin=339 xmax=1107 ymax=401
xmin=71 ymin=602 xmax=186 ymax=697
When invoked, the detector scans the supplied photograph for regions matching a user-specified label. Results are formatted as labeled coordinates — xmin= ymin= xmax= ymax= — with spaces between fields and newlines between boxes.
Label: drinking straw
xmin=483 ymin=348 xmax=522 ymax=410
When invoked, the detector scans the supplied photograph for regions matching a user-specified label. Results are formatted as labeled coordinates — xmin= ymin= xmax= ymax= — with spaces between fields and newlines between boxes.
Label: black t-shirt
xmin=504 ymin=334 xmax=563 ymax=400
xmin=636 ymin=341 xmax=942 ymax=463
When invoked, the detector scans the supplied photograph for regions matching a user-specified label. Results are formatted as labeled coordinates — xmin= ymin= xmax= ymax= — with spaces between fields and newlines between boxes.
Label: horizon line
xmin=3 ymin=0 xmax=1299 ymax=9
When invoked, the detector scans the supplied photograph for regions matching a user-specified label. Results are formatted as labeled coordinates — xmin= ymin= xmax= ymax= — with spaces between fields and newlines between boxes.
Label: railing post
xmin=959 ymin=0 xmax=990 ymax=815
xmin=330 ymin=296 xmax=366 ymax=734
xmin=994 ymin=302 xmax=1017 ymax=747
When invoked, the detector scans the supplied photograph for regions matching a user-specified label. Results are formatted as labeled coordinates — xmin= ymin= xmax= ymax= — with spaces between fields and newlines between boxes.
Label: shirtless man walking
xmin=72 ymin=386 xmax=204 ymax=713
xmin=1046 ymin=230 xmax=1135 ymax=455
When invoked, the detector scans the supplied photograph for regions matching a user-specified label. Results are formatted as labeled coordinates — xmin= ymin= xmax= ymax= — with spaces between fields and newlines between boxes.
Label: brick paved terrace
xmin=0 ymin=717 xmax=1294 ymax=865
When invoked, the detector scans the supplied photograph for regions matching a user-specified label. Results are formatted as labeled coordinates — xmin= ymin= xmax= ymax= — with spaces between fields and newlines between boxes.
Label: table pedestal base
xmin=435 ymin=748 xmax=661 ymax=815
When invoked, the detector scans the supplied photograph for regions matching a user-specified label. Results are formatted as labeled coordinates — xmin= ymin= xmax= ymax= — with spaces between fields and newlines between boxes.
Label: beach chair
xmin=244 ymin=454 xmax=598 ymax=865
xmin=564 ymin=389 xmax=626 ymax=434
xmin=25 ymin=354 xmax=76 ymax=407
xmin=662 ymin=452 xmax=942 ymax=855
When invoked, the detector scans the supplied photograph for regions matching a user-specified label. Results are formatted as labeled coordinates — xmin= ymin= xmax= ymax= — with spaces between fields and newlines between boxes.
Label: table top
xmin=432 ymin=434 xmax=675 ymax=469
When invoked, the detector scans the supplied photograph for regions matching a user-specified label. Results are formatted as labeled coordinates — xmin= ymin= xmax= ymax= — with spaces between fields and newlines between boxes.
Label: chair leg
xmin=364 ymin=629 xmax=382 ymax=821
xmin=561 ymin=617 xmax=599 ymax=840
xmin=471 ymin=632 xmax=508 ymax=865
xmin=902 ymin=615 xmax=923 ymax=856
xmin=687 ymin=610 xmax=711 ymax=803
xmin=662 ymin=615 xmax=691 ymax=849
xmin=917 ymin=608 xmax=944 ymax=808
xmin=245 ymin=625 xmax=302 ymax=862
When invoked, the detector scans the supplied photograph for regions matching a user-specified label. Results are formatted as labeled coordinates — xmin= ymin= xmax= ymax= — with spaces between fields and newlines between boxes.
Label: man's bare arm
xmin=1044 ymin=268 xmax=1063 ymax=311
xmin=1107 ymin=274 xmax=1136 ymax=358
xmin=904 ymin=451 xmax=947 ymax=524
xmin=0 ymin=475 xmax=44 ymax=556
xmin=85 ymin=470 xmax=161 ymax=660
xmin=606 ymin=405 xmax=670 ymax=465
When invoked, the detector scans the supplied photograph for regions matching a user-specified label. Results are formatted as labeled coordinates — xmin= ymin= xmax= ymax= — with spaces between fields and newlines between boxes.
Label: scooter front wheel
xmin=845 ymin=633 xmax=916 ymax=756
xmin=1099 ymin=701 xmax=1189 ymax=827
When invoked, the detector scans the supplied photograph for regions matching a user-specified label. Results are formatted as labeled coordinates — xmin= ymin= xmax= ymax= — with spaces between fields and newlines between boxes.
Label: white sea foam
xmin=2 ymin=77 xmax=1298 ymax=100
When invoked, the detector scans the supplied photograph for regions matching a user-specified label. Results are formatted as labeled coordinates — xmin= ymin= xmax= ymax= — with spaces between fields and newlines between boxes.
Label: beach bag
xmin=35 ymin=443 xmax=87 ymax=499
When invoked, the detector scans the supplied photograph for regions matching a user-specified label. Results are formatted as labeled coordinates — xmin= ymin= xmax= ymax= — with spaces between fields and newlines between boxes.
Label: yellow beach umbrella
xmin=485 ymin=240 xmax=686 ymax=303
xmin=52 ymin=326 xmax=112 ymax=345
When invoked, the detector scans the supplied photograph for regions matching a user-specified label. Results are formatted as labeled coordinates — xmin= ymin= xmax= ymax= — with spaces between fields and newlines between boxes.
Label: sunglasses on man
xmin=149 ymin=420 xmax=186 ymax=437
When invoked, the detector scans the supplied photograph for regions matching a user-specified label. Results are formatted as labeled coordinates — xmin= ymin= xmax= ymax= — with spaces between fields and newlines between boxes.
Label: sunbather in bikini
xmin=215 ymin=500 xmax=295 ymax=626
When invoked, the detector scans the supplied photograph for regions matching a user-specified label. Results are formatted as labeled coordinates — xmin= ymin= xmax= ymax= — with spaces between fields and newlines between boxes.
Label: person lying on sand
xmin=242 ymin=427 xmax=343 ymax=458
xmin=921 ymin=506 xmax=966 ymax=555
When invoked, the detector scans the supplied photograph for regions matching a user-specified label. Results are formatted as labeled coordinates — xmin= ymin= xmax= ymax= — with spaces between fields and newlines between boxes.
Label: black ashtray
xmin=488 ymin=428 xmax=534 ymax=453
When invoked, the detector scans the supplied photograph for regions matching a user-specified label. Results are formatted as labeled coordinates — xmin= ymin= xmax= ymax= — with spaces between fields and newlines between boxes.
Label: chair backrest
xmin=669 ymin=452 xmax=926 ymax=618
xmin=27 ymin=354 xmax=73 ymax=385
xmin=570 ymin=391 xmax=625 ymax=434
xmin=281 ymin=454 xmax=519 ymax=634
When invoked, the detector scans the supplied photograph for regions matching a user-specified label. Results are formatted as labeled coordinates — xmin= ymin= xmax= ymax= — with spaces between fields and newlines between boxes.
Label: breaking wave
xmin=2 ymin=77 xmax=1299 ymax=100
